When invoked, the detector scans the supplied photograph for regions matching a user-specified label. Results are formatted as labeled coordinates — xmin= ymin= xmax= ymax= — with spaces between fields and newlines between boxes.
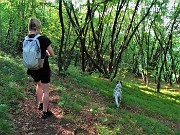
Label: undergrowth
xmin=0 ymin=51 xmax=180 ymax=135
xmin=0 ymin=51 xmax=26 ymax=134
xmin=56 ymin=65 xmax=180 ymax=135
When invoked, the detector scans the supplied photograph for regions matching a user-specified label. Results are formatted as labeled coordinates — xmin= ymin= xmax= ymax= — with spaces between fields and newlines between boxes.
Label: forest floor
xmin=12 ymin=76 xmax=109 ymax=135
xmin=11 ymin=75 xmax=180 ymax=135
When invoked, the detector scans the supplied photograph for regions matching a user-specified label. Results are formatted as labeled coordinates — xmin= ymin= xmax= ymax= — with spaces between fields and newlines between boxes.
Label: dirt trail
xmin=11 ymin=77 xmax=103 ymax=135
xmin=11 ymin=77 xmax=180 ymax=135
xmin=12 ymin=83 xmax=75 ymax=135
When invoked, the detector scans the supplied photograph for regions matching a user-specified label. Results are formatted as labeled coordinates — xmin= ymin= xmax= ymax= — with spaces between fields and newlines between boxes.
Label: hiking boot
xmin=38 ymin=103 xmax=43 ymax=111
xmin=41 ymin=110 xmax=53 ymax=119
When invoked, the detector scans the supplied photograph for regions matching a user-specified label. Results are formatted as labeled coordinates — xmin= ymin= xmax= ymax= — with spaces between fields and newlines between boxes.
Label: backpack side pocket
xmin=38 ymin=58 xmax=45 ymax=68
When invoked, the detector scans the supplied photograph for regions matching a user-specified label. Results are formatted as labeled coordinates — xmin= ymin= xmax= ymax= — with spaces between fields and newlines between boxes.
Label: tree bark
xmin=58 ymin=0 xmax=65 ymax=74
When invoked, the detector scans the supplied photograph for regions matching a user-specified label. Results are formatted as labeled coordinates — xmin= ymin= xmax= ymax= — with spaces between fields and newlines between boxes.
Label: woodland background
xmin=0 ymin=0 xmax=180 ymax=134
xmin=0 ymin=0 xmax=179 ymax=92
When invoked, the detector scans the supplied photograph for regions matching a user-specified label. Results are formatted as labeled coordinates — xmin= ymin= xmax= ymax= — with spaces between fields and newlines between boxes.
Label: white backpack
xmin=22 ymin=34 xmax=44 ymax=70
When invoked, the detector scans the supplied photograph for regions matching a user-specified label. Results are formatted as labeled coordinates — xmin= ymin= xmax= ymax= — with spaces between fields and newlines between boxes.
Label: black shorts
xmin=27 ymin=69 xmax=51 ymax=83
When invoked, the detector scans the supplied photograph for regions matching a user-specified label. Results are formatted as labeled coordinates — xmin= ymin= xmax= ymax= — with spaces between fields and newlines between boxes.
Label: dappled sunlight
xmin=138 ymin=85 xmax=180 ymax=104
xmin=140 ymin=89 xmax=153 ymax=95
xmin=139 ymin=85 xmax=148 ymax=89
xmin=91 ymin=74 xmax=99 ymax=79
xmin=160 ymin=90 xmax=180 ymax=104
xmin=163 ymin=85 xmax=180 ymax=92
xmin=1 ymin=50 xmax=179 ymax=134
xmin=125 ymin=83 xmax=133 ymax=88
xmin=139 ymin=85 xmax=155 ymax=95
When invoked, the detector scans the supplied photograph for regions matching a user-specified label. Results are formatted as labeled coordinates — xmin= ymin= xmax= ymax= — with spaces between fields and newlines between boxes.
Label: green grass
xmin=68 ymin=65 xmax=179 ymax=119
xmin=0 ymin=51 xmax=26 ymax=134
xmin=0 ymin=51 xmax=180 ymax=134
xmin=0 ymin=104 xmax=12 ymax=134
xmin=58 ymin=65 xmax=180 ymax=134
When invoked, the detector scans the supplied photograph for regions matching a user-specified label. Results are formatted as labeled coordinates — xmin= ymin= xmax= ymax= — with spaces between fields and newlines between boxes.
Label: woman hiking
xmin=24 ymin=18 xmax=55 ymax=119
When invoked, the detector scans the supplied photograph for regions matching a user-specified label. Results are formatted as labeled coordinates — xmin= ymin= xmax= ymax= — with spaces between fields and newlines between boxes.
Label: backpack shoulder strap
xmin=33 ymin=34 xmax=41 ymax=40
xmin=23 ymin=36 xmax=30 ymax=47
xmin=24 ymin=35 xmax=29 ymax=40
xmin=23 ymin=34 xmax=41 ymax=48
xmin=24 ymin=34 xmax=41 ymax=41
xmin=33 ymin=34 xmax=41 ymax=48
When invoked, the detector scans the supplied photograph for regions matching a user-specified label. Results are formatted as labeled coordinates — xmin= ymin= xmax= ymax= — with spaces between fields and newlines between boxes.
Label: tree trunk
xmin=58 ymin=0 xmax=65 ymax=74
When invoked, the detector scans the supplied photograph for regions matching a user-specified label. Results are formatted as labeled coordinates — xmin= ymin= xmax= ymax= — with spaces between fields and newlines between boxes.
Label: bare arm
xmin=46 ymin=45 xmax=54 ymax=57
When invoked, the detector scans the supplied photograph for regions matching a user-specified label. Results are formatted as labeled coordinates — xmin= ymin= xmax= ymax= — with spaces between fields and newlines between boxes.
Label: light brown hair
xmin=28 ymin=18 xmax=42 ymax=33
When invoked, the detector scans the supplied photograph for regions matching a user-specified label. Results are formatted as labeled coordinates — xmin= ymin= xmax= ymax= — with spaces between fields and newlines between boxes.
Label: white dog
xmin=113 ymin=81 xmax=122 ymax=107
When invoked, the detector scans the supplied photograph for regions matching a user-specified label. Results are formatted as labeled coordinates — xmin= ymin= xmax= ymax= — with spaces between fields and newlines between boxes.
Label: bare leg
xmin=42 ymin=83 xmax=49 ymax=112
xmin=36 ymin=81 xmax=43 ymax=104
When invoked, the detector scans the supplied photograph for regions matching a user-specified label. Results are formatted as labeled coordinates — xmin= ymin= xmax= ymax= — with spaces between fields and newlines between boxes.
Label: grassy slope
xmin=58 ymin=65 xmax=180 ymax=135
xmin=0 ymin=51 xmax=180 ymax=134
xmin=0 ymin=51 xmax=26 ymax=134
